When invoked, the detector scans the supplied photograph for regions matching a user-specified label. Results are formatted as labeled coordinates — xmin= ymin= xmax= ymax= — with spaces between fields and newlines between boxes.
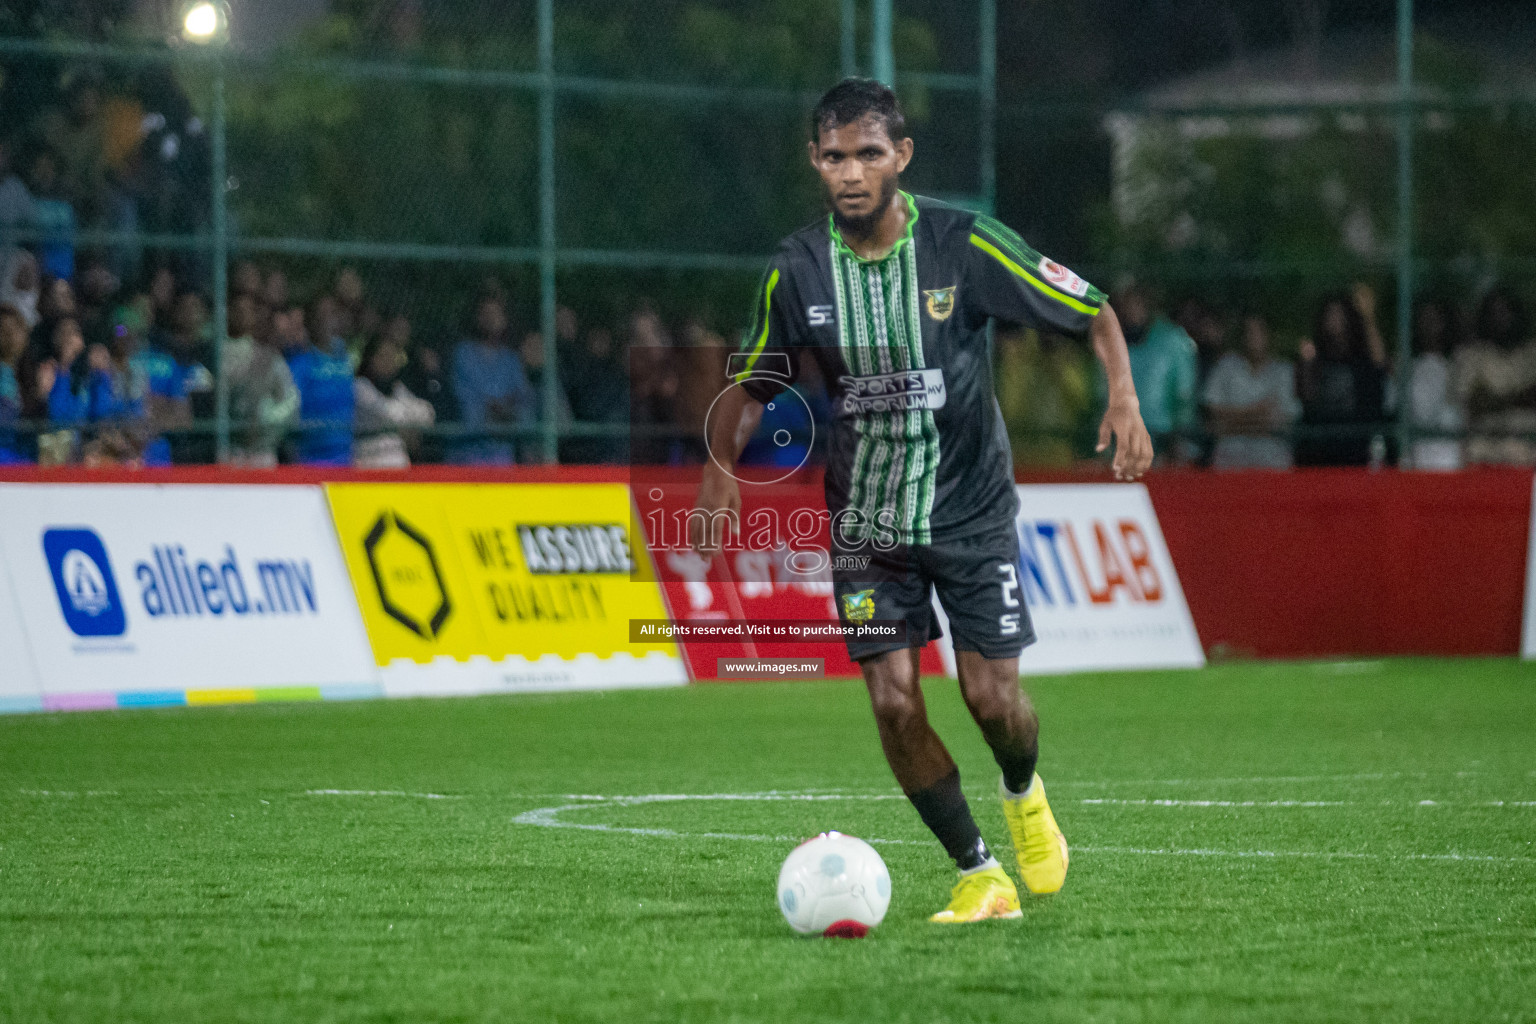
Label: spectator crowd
xmin=0 ymin=251 xmax=675 ymax=468
xmin=998 ymin=279 xmax=1536 ymax=473
xmin=5 ymin=233 xmax=1536 ymax=473
xmin=2 ymin=61 xmax=1535 ymax=472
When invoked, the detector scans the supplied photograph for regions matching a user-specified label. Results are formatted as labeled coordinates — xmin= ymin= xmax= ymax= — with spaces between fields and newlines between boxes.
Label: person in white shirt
xmin=225 ymin=293 xmax=299 ymax=468
xmin=1406 ymin=298 xmax=1463 ymax=470
xmin=0 ymin=140 xmax=36 ymax=247
xmin=1457 ymin=286 xmax=1536 ymax=466
xmin=353 ymin=323 xmax=435 ymax=469
xmin=1202 ymin=314 xmax=1301 ymax=470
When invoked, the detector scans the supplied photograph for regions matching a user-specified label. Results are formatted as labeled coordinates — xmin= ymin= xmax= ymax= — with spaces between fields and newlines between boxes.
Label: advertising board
xmin=0 ymin=539 xmax=42 ymax=709
xmin=1521 ymin=475 xmax=1536 ymax=660
xmin=1003 ymin=484 xmax=1205 ymax=674
xmin=325 ymin=483 xmax=687 ymax=694
xmin=0 ymin=484 xmax=377 ymax=703
xmin=639 ymin=480 xmax=1201 ymax=678
xmin=636 ymin=481 xmax=949 ymax=679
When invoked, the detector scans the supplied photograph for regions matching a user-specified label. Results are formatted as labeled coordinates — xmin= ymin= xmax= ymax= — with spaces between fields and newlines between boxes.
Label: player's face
xmin=809 ymin=117 xmax=913 ymax=231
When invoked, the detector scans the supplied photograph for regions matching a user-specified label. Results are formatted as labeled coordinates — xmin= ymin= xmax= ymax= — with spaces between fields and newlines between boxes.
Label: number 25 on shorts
xmin=998 ymin=563 xmax=1021 ymax=636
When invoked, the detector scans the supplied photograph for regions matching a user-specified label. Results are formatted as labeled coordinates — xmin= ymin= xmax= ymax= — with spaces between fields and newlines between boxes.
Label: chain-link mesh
xmin=0 ymin=0 xmax=1531 ymax=471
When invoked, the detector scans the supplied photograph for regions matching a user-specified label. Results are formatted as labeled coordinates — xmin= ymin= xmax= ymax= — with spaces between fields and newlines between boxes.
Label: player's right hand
xmin=689 ymin=463 xmax=741 ymax=561
xmin=1097 ymin=399 xmax=1154 ymax=481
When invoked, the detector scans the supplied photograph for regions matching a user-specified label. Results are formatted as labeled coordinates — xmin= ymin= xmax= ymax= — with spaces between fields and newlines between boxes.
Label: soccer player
xmin=689 ymin=78 xmax=1153 ymax=922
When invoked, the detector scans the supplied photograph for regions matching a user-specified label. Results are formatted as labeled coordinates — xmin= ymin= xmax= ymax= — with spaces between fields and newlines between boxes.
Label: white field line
xmin=11 ymin=784 xmax=1534 ymax=809
xmin=11 ymin=788 xmax=467 ymax=799
xmin=513 ymin=793 xmax=925 ymax=846
xmin=1049 ymin=771 xmax=1480 ymax=788
xmin=1079 ymin=798 xmax=1536 ymax=808
xmin=1081 ymin=798 xmax=1349 ymax=807
xmin=509 ymin=792 xmax=1536 ymax=864
xmin=305 ymin=789 xmax=462 ymax=800
xmin=1312 ymin=660 xmax=1387 ymax=674
xmin=1073 ymin=845 xmax=1521 ymax=864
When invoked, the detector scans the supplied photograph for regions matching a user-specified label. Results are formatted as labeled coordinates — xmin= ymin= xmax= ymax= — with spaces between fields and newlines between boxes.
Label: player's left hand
xmin=1097 ymin=399 xmax=1154 ymax=481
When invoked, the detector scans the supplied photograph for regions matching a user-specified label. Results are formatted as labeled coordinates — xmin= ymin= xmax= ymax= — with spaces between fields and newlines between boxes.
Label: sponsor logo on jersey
xmin=807 ymin=304 xmax=834 ymax=327
xmin=836 ymin=368 xmax=947 ymax=416
xmin=516 ymin=524 xmax=635 ymax=575
xmin=1038 ymin=258 xmax=1089 ymax=298
xmin=842 ymin=588 xmax=876 ymax=623
xmin=923 ymin=286 xmax=957 ymax=321
xmin=43 ymin=528 xmax=127 ymax=637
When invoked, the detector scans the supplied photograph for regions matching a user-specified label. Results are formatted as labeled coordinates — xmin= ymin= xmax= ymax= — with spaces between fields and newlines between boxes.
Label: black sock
xmin=998 ymin=747 xmax=1038 ymax=795
xmin=907 ymin=769 xmax=991 ymax=871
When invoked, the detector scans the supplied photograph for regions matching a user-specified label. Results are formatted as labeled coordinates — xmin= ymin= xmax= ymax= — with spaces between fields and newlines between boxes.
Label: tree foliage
xmin=1096 ymin=30 xmax=1536 ymax=332
xmin=219 ymin=1 xmax=939 ymax=329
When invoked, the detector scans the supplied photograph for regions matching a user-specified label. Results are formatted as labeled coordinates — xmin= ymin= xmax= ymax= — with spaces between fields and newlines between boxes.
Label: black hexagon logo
xmin=363 ymin=510 xmax=451 ymax=640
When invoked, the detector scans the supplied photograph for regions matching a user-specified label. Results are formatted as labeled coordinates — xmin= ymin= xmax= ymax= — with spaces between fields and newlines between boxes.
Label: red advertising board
xmin=634 ymin=476 xmax=948 ymax=679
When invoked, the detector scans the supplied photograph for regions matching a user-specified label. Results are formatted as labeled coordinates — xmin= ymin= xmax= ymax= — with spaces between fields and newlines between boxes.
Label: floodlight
xmin=182 ymin=2 xmax=227 ymax=43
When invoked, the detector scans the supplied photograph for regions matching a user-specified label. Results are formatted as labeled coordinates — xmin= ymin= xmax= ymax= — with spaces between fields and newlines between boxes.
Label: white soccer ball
xmin=776 ymin=831 xmax=891 ymax=937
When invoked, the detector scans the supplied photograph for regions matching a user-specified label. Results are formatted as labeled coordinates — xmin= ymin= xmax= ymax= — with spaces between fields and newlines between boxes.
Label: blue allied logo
xmin=43 ymin=528 xmax=127 ymax=637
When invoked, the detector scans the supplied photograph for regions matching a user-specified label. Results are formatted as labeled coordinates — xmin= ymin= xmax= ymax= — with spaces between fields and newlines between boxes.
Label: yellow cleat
xmin=1001 ymin=774 xmax=1069 ymax=895
xmin=928 ymin=865 xmax=1022 ymax=923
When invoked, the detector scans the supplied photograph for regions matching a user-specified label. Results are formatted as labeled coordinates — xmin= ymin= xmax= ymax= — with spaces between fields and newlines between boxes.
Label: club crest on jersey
xmin=1037 ymin=258 xmax=1089 ymax=298
xmin=843 ymin=589 xmax=876 ymax=624
xmin=923 ymin=286 xmax=957 ymax=321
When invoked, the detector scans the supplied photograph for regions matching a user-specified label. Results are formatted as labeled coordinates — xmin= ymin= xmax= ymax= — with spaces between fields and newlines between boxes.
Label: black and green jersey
xmin=736 ymin=193 xmax=1105 ymax=545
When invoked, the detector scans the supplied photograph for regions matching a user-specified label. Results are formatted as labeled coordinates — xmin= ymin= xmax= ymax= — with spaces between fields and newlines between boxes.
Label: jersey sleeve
xmin=965 ymin=214 xmax=1106 ymax=336
xmin=732 ymin=258 xmax=803 ymax=405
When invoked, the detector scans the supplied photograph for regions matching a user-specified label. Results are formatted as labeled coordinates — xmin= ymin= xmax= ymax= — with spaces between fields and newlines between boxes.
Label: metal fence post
xmin=979 ymin=0 xmax=996 ymax=212
xmin=538 ymin=0 xmax=559 ymax=465
xmin=872 ymin=0 xmax=893 ymax=87
xmin=1395 ymin=0 xmax=1415 ymax=466
xmin=841 ymin=0 xmax=858 ymax=79
xmin=211 ymin=55 xmax=230 ymax=464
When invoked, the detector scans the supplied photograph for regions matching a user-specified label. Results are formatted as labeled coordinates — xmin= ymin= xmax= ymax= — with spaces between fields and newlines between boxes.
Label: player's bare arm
xmin=1091 ymin=302 xmax=1155 ymax=481
xmin=689 ymin=385 xmax=763 ymax=559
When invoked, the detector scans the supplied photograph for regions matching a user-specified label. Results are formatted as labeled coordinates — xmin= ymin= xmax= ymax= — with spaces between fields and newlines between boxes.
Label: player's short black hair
xmin=810 ymin=78 xmax=907 ymax=144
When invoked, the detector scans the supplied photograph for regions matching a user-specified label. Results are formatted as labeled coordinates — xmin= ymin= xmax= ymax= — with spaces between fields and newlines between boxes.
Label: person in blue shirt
xmin=0 ymin=302 xmax=30 ymax=462
xmin=740 ymin=351 xmax=831 ymax=469
xmin=279 ymin=302 xmax=354 ymax=465
xmin=143 ymin=291 xmax=215 ymax=463
xmin=30 ymin=317 xmax=112 ymax=463
xmin=92 ymin=304 xmax=172 ymax=466
xmin=451 ymin=293 xmax=534 ymax=465
xmin=25 ymin=149 xmax=75 ymax=283
xmin=1102 ymin=284 xmax=1198 ymax=461
xmin=29 ymin=275 xmax=78 ymax=358
xmin=42 ymin=317 xmax=106 ymax=422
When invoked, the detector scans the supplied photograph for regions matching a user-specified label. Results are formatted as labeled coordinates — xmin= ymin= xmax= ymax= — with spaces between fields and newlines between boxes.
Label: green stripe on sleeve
xmin=733 ymin=267 xmax=780 ymax=383
xmin=969 ymin=234 xmax=1102 ymax=317
xmin=973 ymin=217 xmax=1107 ymax=308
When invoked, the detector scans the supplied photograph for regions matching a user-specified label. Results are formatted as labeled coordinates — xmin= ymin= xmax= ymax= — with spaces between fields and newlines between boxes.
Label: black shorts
xmin=831 ymin=518 xmax=1036 ymax=662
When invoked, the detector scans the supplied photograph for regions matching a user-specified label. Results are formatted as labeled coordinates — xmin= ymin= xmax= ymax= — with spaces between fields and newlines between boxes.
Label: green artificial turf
xmin=2 ymin=659 xmax=1534 ymax=1023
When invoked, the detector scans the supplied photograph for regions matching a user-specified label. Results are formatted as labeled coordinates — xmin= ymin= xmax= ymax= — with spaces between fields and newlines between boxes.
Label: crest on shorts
xmin=924 ymin=286 xmax=957 ymax=322
xmin=842 ymin=589 xmax=876 ymax=624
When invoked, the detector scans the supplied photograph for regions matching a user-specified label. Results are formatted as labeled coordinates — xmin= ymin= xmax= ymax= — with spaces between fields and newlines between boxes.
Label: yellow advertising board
xmin=325 ymin=483 xmax=686 ymax=694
